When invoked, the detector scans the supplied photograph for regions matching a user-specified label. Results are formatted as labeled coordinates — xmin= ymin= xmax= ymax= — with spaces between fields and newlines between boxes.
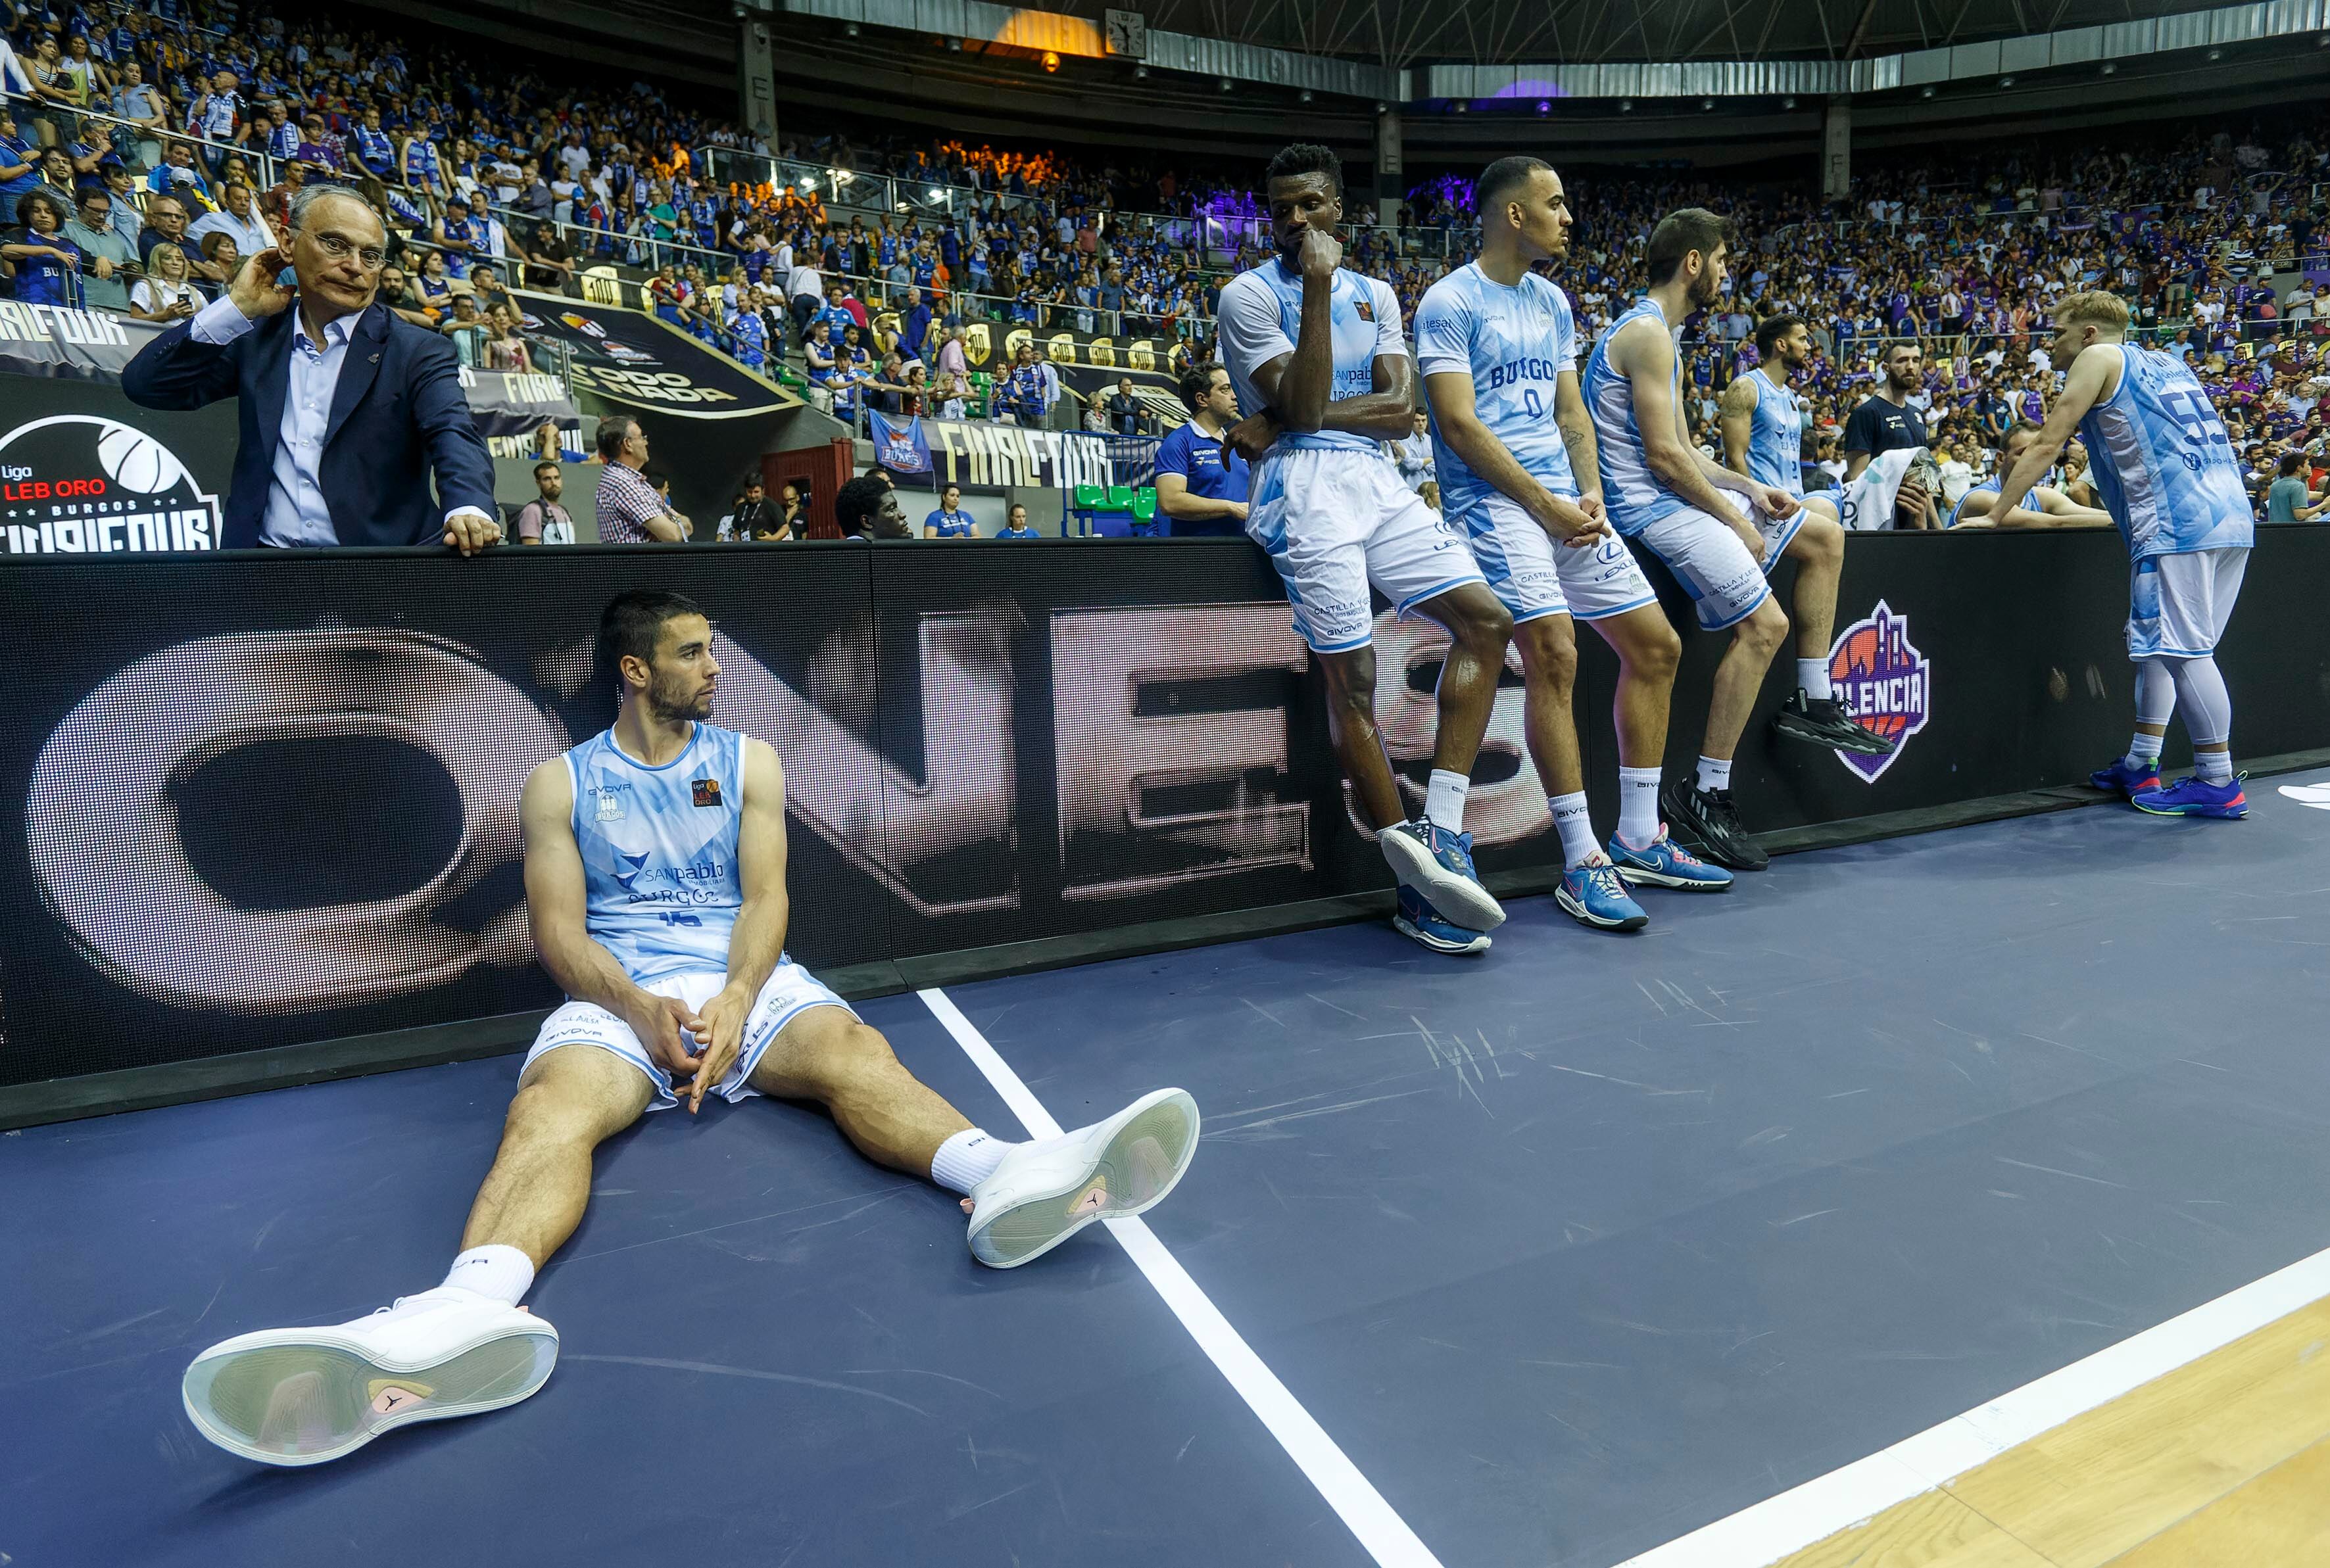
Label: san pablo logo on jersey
xmin=1826 ymin=600 xmax=1930 ymax=782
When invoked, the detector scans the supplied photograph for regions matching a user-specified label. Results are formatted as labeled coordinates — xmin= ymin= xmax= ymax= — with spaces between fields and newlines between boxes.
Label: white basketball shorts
xmin=1246 ymin=446 xmax=1486 ymax=653
xmin=1629 ymin=490 xmax=1808 ymax=632
xmin=1452 ymin=491 xmax=1658 ymax=625
xmin=2129 ymin=546 xmax=2247 ymax=661
xmin=520 ymin=962 xmax=858 ymax=1112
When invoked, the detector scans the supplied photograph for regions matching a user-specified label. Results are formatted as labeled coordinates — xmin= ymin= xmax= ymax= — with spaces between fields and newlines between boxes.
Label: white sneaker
xmin=965 ymin=1088 xmax=1200 ymax=1268
xmin=181 ymin=1288 xmax=559 ymax=1467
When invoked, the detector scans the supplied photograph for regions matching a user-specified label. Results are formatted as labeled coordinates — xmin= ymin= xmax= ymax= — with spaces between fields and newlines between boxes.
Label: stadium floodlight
xmin=2099 ymin=61 xmax=2116 ymax=75
xmin=1535 ymin=99 xmax=1549 ymax=115
xmin=948 ymin=36 xmax=962 ymax=50
xmin=1300 ymin=90 xmax=1313 ymax=104
xmin=1782 ymin=95 xmax=1796 ymax=109
xmin=1998 ymin=74 xmax=2014 ymax=87
xmin=1374 ymin=101 xmax=1388 ymax=114
xmin=844 ymin=20 xmax=858 ymax=35
xmin=1921 ymin=85 xmax=1937 ymax=98
xmin=1616 ymin=98 xmax=1633 ymax=112
xmin=1219 ymin=77 xmax=1234 ymax=91
xmin=1699 ymin=97 xmax=1714 ymax=110
xmin=1134 ymin=64 xmax=1148 ymax=78
xmin=1042 ymin=50 xmax=1059 ymax=71
xmin=2206 ymin=47 xmax=2222 ymax=60
xmin=1452 ymin=99 xmax=1467 ymax=112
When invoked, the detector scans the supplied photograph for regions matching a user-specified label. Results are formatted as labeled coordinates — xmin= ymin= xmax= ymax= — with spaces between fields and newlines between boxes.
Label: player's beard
xmin=647 ymin=669 xmax=714 ymax=723
xmin=1687 ymin=268 xmax=1722 ymax=310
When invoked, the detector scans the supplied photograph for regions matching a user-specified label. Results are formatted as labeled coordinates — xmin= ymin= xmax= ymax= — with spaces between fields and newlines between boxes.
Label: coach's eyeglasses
xmin=309 ymin=231 xmax=387 ymax=272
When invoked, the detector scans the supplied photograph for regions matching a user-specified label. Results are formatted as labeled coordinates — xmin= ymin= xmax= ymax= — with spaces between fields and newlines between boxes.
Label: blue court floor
xmin=9 ymin=772 xmax=2330 ymax=1568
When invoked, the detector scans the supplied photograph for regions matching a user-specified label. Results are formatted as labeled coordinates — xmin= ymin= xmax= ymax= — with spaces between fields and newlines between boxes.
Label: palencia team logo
xmin=0 ymin=414 xmax=220 ymax=555
xmin=1826 ymin=599 xmax=1930 ymax=782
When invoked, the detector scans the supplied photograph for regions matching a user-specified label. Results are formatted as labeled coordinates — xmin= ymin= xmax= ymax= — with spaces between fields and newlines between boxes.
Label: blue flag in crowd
xmin=869 ymin=410 xmax=932 ymax=476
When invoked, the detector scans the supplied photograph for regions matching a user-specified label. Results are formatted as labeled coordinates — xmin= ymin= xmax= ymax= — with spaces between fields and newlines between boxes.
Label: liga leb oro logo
xmin=692 ymin=777 xmax=723 ymax=808
xmin=0 ymin=414 xmax=221 ymax=555
xmin=1826 ymin=599 xmax=1930 ymax=782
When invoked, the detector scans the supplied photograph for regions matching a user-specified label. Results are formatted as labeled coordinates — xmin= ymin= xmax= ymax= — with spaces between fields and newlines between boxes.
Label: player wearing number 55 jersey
xmin=1981 ymin=289 xmax=2254 ymax=818
xmin=1415 ymin=157 xmax=1731 ymax=942
xmin=178 ymin=591 xmax=1200 ymax=1468
xmin=1217 ymin=143 xmax=1516 ymax=951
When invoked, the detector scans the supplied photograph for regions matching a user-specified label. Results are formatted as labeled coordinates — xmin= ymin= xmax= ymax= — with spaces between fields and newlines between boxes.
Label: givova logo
xmin=1827 ymin=599 xmax=1930 ymax=782
xmin=0 ymin=414 xmax=220 ymax=554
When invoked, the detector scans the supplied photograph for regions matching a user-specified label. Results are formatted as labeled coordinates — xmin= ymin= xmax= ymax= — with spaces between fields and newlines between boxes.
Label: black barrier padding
xmin=1 ymin=528 xmax=2325 ymax=1090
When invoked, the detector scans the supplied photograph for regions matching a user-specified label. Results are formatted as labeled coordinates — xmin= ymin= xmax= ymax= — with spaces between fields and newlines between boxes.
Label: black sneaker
xmin=1660 ymin=778 xmax=1769 ymax=872
xmin=1772 ymin=692 xmax=1895 ymax=756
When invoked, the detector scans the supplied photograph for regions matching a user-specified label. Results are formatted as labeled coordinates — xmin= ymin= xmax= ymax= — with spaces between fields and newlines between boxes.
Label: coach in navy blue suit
xmin=122 ymin=185 xmax=501 ymax=553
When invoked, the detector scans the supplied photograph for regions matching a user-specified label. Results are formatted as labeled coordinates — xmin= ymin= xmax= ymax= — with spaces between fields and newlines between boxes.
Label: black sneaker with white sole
xmin=1659 ymin=778 xmax=1768 ymax=872
xmin=1771 ymin=692 xmax=1895 ymax=756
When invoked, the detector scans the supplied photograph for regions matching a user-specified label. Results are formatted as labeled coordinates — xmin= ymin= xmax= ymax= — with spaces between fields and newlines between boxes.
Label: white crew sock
xmin=2195 ymin=749 xmax=2235 ymax=785
xmin=1616 ymin=767 xmax=1662 ymax=849
xmin=1549 ymin=792 xmax=1596 ymax=869
xmin=1424 ymin=768 xmax=1470 ymax=834
xmin=1796 ymin=658 xmax=1834 ymax=703
xmin=1695 ymin=755 xmax=1733 ymax=794
xmin=441 ymin=1244 xmax=535 ymax=1307
xmin=2127 ymin=730 xmax=2162 ymax=766
xmin=931 ymin=1128 xmax=1017 ymax=1195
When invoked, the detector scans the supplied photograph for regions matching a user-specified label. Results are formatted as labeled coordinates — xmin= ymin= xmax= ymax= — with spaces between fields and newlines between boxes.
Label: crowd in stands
xmin=0 ymin=0 xmax=2323 ymax=526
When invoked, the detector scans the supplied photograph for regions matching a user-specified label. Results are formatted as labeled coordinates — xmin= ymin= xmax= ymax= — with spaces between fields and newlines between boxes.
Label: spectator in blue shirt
xmin=996 ymin=502 xmax=1040 ymax=539
xmin=898 ymin=285 xmax=933 ymax=366
xmin=5 ymin=192 xmax=90 ymax=304
xmin=1153 ymin=362 xmax=1250 ymax=537
xmin=923 ymin=483 xmax=977 ymax=537
xmin=0 ymin=109 xmax=39 ymax=230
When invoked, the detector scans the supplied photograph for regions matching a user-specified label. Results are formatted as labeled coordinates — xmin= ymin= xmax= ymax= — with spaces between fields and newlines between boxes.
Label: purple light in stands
xmin=1488 ymin=79 xmax=1568 ymax=99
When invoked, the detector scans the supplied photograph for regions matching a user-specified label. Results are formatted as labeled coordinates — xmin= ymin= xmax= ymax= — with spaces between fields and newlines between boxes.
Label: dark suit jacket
xmin=120 ymin=299 xmax=497 ymax=548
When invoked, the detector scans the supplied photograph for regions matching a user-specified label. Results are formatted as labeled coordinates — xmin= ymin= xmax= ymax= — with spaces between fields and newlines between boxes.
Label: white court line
xmin=1613 ymin=1241 xmax=2330 ymax=1567
xmin=917 ymin=986 xmax=1445 ymax=1568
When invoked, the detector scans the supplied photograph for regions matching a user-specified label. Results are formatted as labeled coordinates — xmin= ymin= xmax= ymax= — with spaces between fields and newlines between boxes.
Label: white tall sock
xmin=931 ymin=1128 xmax=1016 ymax=1194
xmin=442 ymin=1244 xmax=535 ymax=1307
xmin=2127 ymin=731 xmax=2162 ymax=766
xmin=1549 ymin=792 xmax=1596 ymax=869
xmin=2195 ymin=749 xmax=2235 ymax=785
xmin=1796 ymin=658 xmax=1833 ymax=702
xmin=1695 ymin=755 xmax=1733 ymax=793
xmin=1616 ymin=767 xmax=1661 ymax=849
xmin=1424 ymin=768 xmax=1470 ymax=834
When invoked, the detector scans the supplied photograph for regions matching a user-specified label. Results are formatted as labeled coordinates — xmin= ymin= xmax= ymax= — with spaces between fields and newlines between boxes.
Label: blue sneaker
xmin=1380 ymin=820 xmax=1506 ymax=931
xmin=1607 ymin=828 xmax=1734 ymax=892
xmin=1393 ymin=886 xmax=1491 ymax=955
xmin=1553 ymin=859 xmax=1649 ymax=932
xmin=2090 ymin=755 xmax=2163 ymax=797
xmin=2131 ymin=774 xmax=2248 ymax=819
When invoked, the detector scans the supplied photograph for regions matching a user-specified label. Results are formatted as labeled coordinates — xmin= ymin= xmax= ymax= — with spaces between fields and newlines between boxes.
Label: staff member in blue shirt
xmin=924 ymin=482 xmax=977 ymax=537
xmin=1154 ymin=361 xmax=1250 ymax=537
xmin=996 ymin=502 xmax=1040 ymax=539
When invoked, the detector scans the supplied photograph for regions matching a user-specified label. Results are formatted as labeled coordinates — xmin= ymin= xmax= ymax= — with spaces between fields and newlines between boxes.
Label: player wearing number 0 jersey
xmin=1985 ymin=289 xmax=2254 ymax=819
xmin=1584 ymin=216 xmax=1892 ymax=874
xmin=180 ymin=591 xmax=1201 ymax=1469
xmin=1415 ymin=157 xmax=1730 ymax=941
xmin=1217 ymin=141 xmax=1516 ymax=949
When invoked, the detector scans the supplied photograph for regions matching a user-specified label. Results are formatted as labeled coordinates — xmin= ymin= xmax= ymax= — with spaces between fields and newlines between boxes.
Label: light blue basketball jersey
xmin=1743 ymin=368 xmax=1805 ymax=496
xmin=1216 ymin=258 xmax=1405 ymax=455
xmin=1583 ymin=297 xmax=1688 ymax=535
xmin=1413 ymin=262 xmax=1580 ymax=519
xmin=2077 ymin=343 xmax=2254 ymax=559
xmin=1947 ymin=476 xmax=1999 ymax=528
xmin=566 ymin=722 xmax=745 ymax=984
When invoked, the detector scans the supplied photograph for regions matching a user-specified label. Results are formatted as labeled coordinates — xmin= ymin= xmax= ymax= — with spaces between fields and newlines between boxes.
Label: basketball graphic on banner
xmin=95 ymin=423 xmax=183 ymax=494
xmin=0 ymin=414 xmax=221 ymax=555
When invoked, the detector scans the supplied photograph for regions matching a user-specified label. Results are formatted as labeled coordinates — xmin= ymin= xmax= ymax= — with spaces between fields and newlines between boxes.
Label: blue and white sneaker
xmin=1380 ymin=820 xmax=1506 ymax=931
xmin=2090 ymin=755 xmax=2163 ymax=798
xmin=1607 ymin=828 xmax=1734 ymax=892
xmin=1553 ymin=859 xmax=1649 ymax=932
xmin=1393 ymin=886 xmax=1492 ymax=955
xmin=2131 ymin=774 xmax=2248 ymax=819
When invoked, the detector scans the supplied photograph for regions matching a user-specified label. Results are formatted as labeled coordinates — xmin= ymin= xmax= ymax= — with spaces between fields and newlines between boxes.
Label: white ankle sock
xmin=1797 ymin=658 xmax=1833 ymax=702
xmin=1548 ymin=791 xmax=1595 ymax=869
xmin=2196 ymin=749 xmax=2234 ymax=785
xmin=1695 ymin=755 xmax=1732 ymax=793
xmin=1424 ymin=768 xmax=1470 ymax=834
xmin=1616 ymin=767 xmax=1661 ymax=849
xmin=2127 ymin=732 xmax=2161 ymax=766
xmin=442 ymin=1244 xmax=535 ymax=1307
xmin=931 ymin=1128 xmax=1016 ymax=1195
